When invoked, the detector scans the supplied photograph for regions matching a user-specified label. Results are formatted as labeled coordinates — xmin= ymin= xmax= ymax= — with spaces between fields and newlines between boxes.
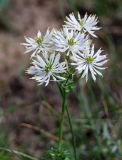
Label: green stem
xmin=66 ymin=105 xmax=77 ymax=160
xmin=57 ymin=83 xmax=77 ymax=160
xmin=58 ymin=90 xmax=67 ymax=150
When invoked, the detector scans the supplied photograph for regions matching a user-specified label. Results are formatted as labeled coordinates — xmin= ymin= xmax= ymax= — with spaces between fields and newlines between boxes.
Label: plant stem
xmin=57 ymin=83 xmax=77 ymax=160
xmin=58 ymin=89 xmax=67 ymax=150
xmin=66 ymin=105 xmax=77 ymax=160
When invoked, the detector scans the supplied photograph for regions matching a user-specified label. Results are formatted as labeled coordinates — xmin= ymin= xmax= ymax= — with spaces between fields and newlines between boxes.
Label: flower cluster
xmin=22 ymin=12 xmax=107 ymax=86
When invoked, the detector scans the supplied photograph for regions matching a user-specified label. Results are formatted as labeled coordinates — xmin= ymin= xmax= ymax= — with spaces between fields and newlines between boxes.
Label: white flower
xmin=22 ymin=29 xmax=53 ymax=57
xmin=71 ymin=45 xmax=107 ymax=82
xmin=27 ymin=52 xmax=67 ymax=86
xmin=64 ymin=13 xmax=100 ymax=37
xmin=53 ymin=28 xmax=87 ymax=55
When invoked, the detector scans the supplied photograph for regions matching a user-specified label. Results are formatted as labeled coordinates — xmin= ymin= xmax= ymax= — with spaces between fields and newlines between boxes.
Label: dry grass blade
xmin=20 ymin=123 xmax=58 ymax=141
xmin=0 ymin=147 xmax=38 ymax=160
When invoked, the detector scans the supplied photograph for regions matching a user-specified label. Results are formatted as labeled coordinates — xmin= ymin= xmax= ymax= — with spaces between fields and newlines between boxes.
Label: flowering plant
xmin=22 ymin=12 xmax=107 ymax=160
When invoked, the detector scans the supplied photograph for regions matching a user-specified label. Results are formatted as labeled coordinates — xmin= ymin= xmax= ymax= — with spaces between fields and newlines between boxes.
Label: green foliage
xmin=0 ymin=126 xmax=7 ymax=147
xmin=67 ymin=0 xmax=75 ymax=13
xmin=62 ymin=70 xmax=75 ymax=93
xmin=63 ymin=0 xmax=122 ymax=21
xmin=0 ymin=153 xmax=11 ymax=160
xmin=42 ymin=145 xmax=72 ymax=160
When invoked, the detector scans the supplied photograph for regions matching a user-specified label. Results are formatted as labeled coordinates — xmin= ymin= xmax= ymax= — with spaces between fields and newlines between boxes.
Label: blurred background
xmin=0 ymin=0 xmax=122 ymax=159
